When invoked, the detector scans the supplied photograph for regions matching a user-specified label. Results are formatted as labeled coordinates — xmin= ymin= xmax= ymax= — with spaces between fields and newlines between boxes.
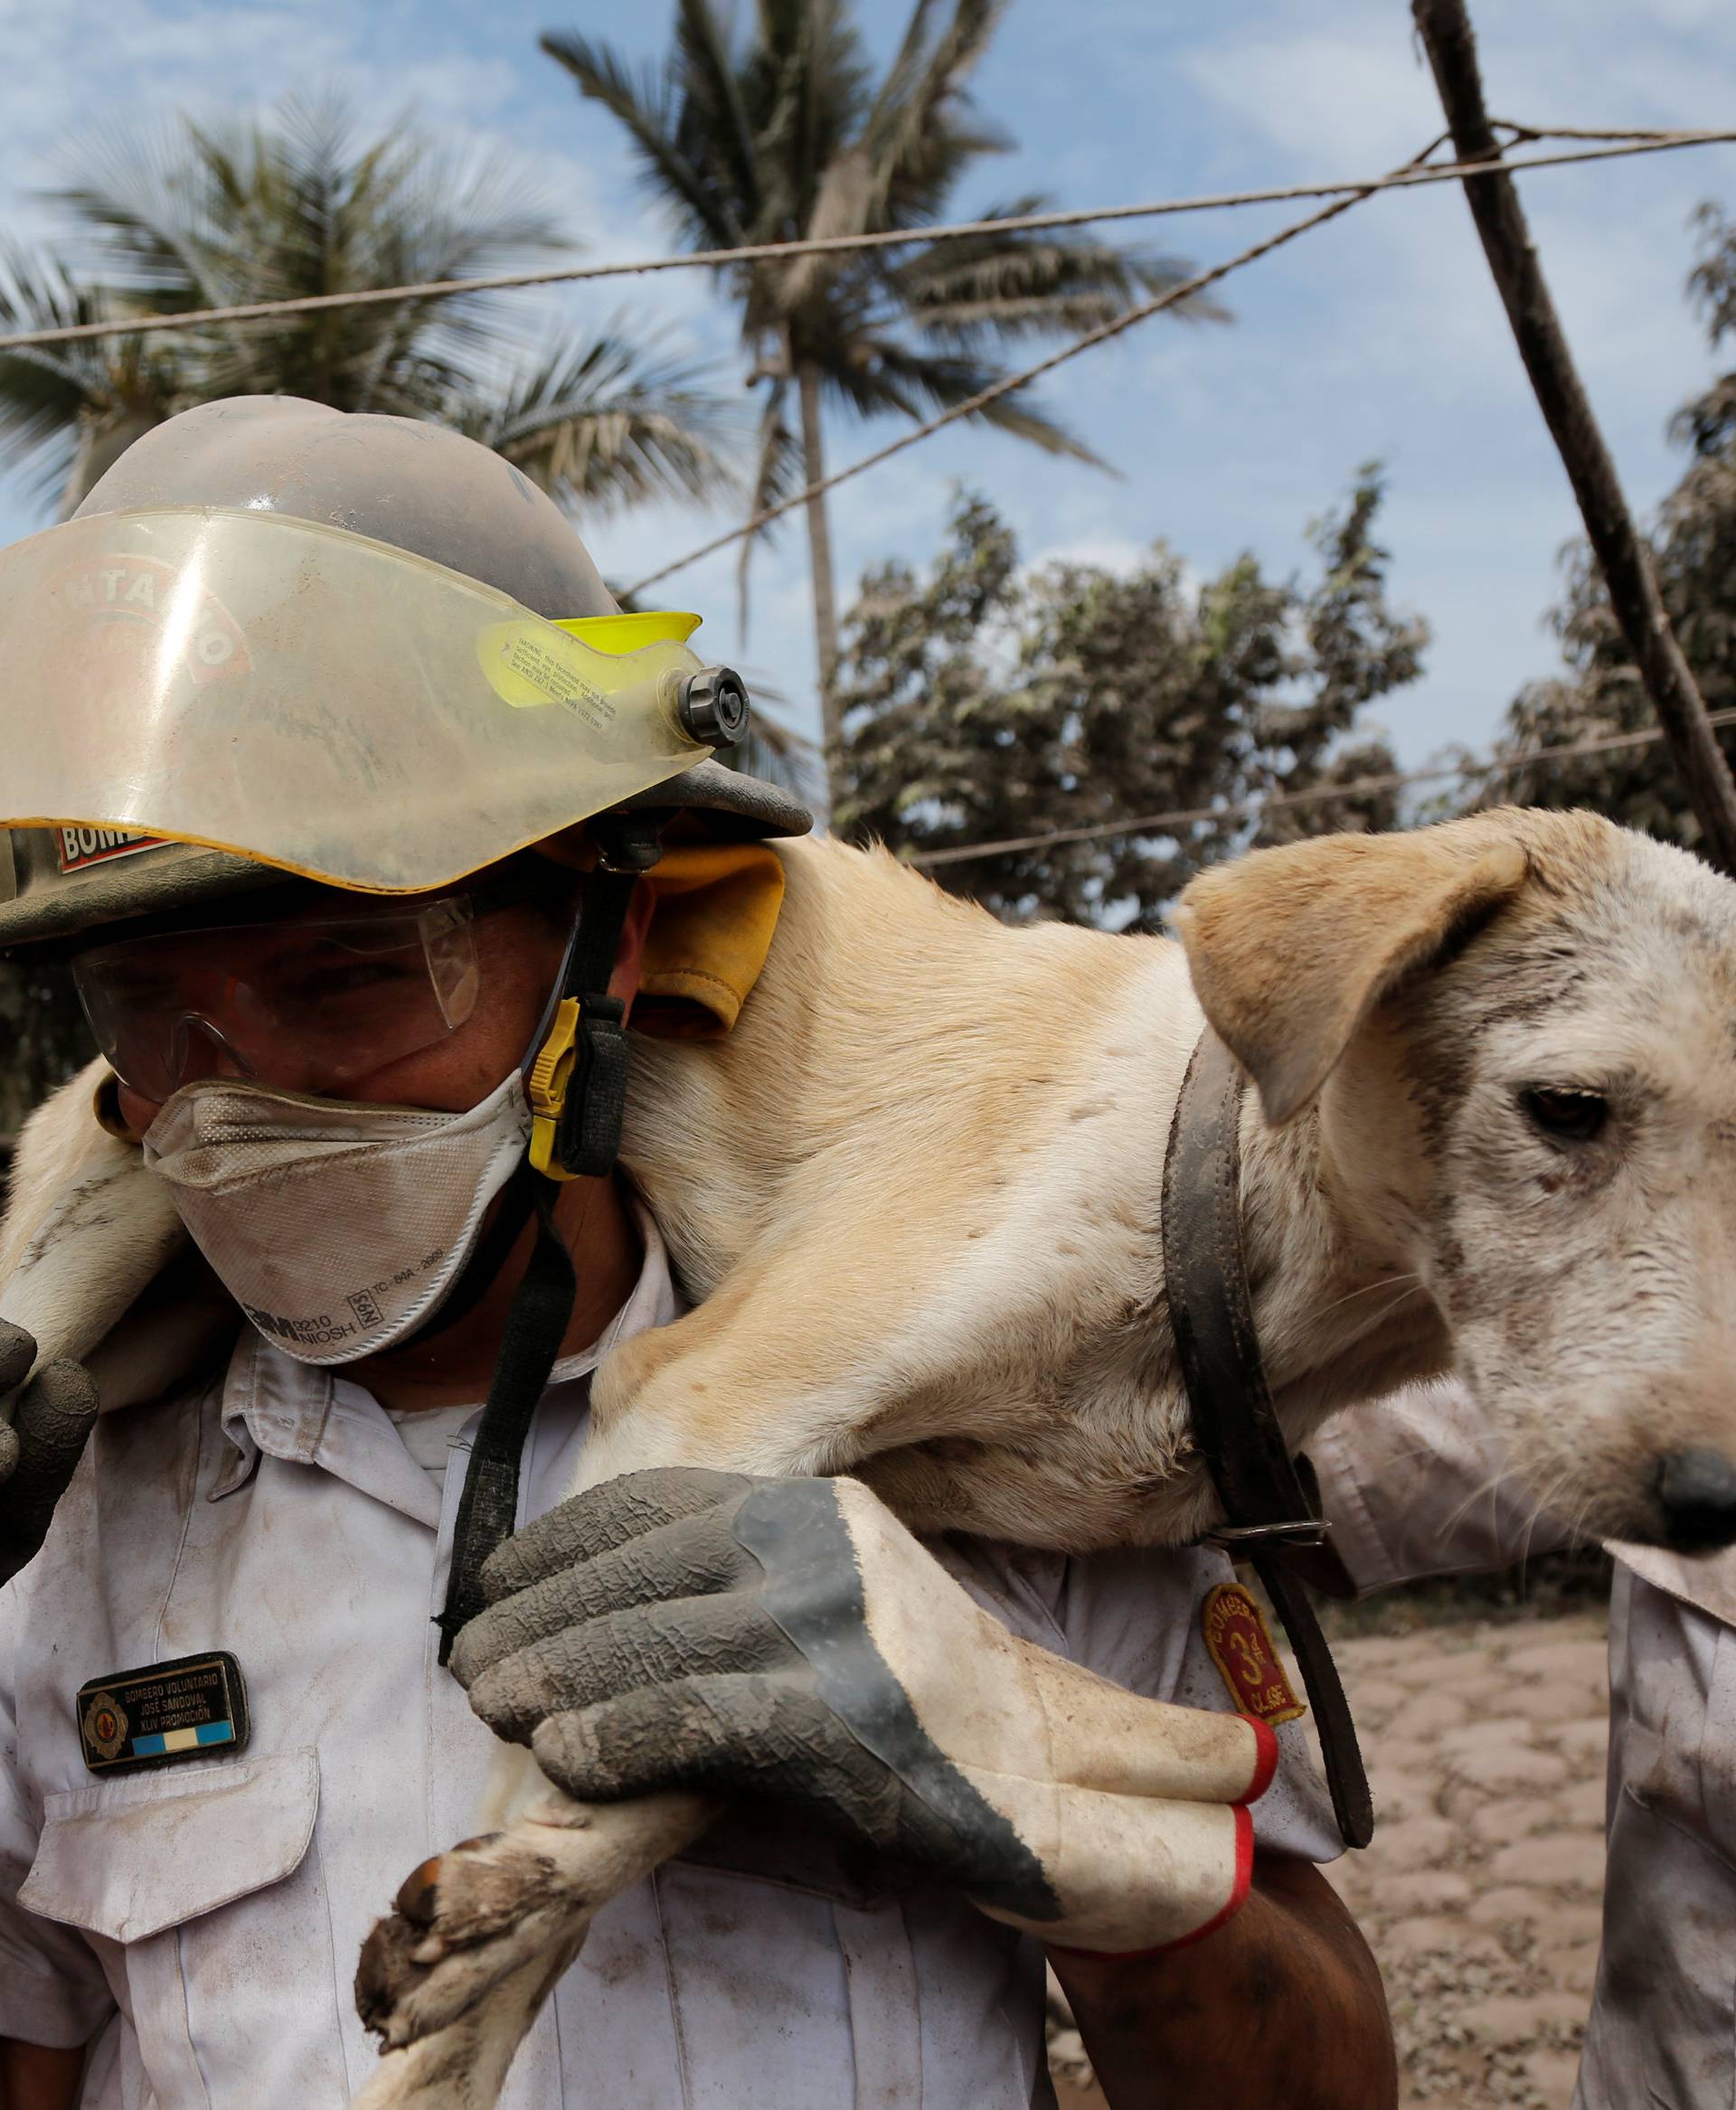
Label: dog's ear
xmin=1172 ymin=818 xmax=1530 ymax=1126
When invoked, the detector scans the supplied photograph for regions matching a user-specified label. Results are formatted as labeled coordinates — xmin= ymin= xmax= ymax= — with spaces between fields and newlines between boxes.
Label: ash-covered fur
xmin=12 ymin=805 xmax=1736 ymax=2108
xmin=1344 ymin=812 xmax=1736 ymax=1544
xmin=0 ymin=1064 xmax=220 ymax=1415
xmin=603 ymin=805 xmax=1736 ymax=1554
xmin=364 ymin=804 xmax=1736 ymax=2110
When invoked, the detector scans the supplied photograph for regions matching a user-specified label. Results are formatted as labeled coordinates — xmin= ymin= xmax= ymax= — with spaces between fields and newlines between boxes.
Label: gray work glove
xmin=0 ymin=1319 xmax=99 ymax=1586
xmin=452 ymin=1466 xmax=1278 ymax=1953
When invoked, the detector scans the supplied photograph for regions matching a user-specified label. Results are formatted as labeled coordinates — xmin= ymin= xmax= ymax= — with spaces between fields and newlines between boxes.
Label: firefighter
xmin=0 ymin=397 xmax=1392 ymax=2109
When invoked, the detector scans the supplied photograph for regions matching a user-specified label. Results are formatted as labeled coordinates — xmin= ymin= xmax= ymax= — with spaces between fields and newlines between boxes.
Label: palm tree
xmin=0 ymin=98 xmax=754 ymax=1131
xmin=0 ymin=95 xmax=741 ymax=523
xmin=542 ymin=0 xmax=1211 ymax=807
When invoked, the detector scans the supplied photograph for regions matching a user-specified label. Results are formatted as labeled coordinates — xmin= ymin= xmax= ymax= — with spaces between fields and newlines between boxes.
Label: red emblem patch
xmin=51 ymin=553 xmax=250 ymax=686
xmin=1202 ymin=1582 xmax=1306 ymax=1727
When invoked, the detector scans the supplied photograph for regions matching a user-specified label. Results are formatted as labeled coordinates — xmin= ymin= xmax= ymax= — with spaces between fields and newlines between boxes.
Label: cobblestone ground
xmin=1050 ymin=1607 xmax=1610 ymax=2110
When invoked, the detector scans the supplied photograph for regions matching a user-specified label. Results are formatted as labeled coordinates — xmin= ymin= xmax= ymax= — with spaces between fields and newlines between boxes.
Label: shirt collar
xmin=219 ymin=1328 xmax=444 ymax=1526
xmin=216 ymin=1188 xmax=684 ymax=1528
xmin=544 ymin=1192 xmax=682 ymax=1387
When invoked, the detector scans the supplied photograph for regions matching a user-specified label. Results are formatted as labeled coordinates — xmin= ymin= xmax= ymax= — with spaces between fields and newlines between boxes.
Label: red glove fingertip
xmin=1049 ymin=1805 xmax=1257 ymax=1963
xmin=1237 ymin=1713 xmax=1279 ymax=1805
xmin=1156 ymin=1804 xmax=1256 ymax=1955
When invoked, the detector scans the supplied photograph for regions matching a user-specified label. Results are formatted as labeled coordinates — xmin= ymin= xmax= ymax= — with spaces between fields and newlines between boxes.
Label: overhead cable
xmin=622 ymin=125 xmax=1736 ymax=594
xmin=621 ymin=139 xmax=1445 ymax=595
xmin=907 ymin=709 xmax=1736 ymax=868
xmin=0 ymin=127 xmax=1730 ymax=358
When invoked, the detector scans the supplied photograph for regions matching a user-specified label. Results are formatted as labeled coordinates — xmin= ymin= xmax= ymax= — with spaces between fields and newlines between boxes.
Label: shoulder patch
xmin=1202 ymin=1582 xmax=1306 ymax=1727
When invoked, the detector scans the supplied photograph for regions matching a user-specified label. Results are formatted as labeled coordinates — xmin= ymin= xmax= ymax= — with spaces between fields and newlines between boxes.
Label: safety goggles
xmin=0 ymin=505 xmax=714 ymax=892
xmin=72 ymin=886 xmax=543 ymax=1103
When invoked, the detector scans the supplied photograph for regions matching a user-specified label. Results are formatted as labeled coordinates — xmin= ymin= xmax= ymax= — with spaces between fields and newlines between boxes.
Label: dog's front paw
xmin=355 ymin=1792 xmax=715 ymax=2050
xmin=356 ymin=1824 xmax=584 ymax=2048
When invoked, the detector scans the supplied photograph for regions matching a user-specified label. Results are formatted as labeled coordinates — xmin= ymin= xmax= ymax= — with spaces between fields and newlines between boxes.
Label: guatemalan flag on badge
xmin=76 ymin=1652 xmax=250 ymax=1775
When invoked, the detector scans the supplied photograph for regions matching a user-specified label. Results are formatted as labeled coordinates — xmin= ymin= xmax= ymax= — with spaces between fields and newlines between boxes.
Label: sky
xmin=1 ymin=0 xmax=1734 ymax=783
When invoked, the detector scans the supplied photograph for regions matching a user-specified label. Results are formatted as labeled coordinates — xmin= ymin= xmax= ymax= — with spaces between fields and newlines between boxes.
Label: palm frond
xmin=6 ymin=95 xmax=747 ymax=531
xmin=0 ymin=243 xmax=187 ymax=510
xmin=788 ymin=0 xmax=873 ymax=217
xmin=43 ymin=96 xmax=578 ymax=423
xmin=774 ymin=0 xmax=983 ymax=307
xmin=859 ymin=0 xmax=948 ymax=136
xmin=541 ymin=30 xmax=743 ymax=250
xmin=893 ymin=206 xmax=1223 ymax=343
xmin=46 ymin=118 xmax=214 ymax=314
xmin=671 ymin=0 xmax=761 ymax=222
xmin=467 ymin=323 xmax=744 ymax=515
xmin=967 ymin=385 xmax=1110 ymax=466
xmin=855 ymin=0 xmax=1011 ymax=221
xmin=832 ymin=336 xmax=1108 ymax=466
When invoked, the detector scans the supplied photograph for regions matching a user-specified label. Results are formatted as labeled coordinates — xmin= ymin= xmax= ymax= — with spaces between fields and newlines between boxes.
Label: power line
xmin=621 ymin=126 xmax=1736 ymax=596
xmin=622 ymin=140 xmax=1441 ymax=596
xmin=907 ymin=710 xmax=1736 ymax=868
xmin=0 ymin=127 xmax=1729 ymax=358
xmin=1495 ymin=122 xmax=1694 ymax=143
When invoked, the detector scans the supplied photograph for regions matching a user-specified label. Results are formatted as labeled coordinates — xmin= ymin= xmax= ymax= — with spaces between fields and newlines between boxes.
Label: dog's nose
xmin=1654 ymin=1449 xmax=1736 ymax=1553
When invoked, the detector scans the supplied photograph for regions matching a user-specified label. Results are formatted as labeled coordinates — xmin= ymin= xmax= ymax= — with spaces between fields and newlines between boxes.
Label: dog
xmin=5 ymin=808 xmax=1736 ymax=2106
xmin=346 ymin=805 xmax=1736 ymax=2107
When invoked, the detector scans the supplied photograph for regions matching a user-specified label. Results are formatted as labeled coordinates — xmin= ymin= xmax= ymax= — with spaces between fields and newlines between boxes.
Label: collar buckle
xmin=1209 ymin=1517 xmax=1333 ymax=1548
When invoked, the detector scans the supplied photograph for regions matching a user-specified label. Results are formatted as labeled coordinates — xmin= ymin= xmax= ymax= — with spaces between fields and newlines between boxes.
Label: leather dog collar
xmin=1162 ymin=1027 xmax=1375 ymax=1851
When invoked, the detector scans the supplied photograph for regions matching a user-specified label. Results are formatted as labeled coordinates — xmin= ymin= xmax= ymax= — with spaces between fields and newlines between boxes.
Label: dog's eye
xmin=1522 ymin=1086 xmax=1608 ymax=1143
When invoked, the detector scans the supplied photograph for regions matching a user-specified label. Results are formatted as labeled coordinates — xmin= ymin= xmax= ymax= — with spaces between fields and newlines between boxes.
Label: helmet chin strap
xmin=435 ymin=816 xmax=662 ymax=1663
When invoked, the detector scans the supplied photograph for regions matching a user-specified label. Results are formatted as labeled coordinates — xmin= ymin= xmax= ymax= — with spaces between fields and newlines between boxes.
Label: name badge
xmin=76 ymin=1653 xmax=250 ymax=1775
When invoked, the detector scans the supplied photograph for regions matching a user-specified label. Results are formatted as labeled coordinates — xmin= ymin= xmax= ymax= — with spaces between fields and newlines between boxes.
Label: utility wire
xmin=1492 ymin=120 xmax=1705 ymax=143
xmin=623 ymin=125 xmax=1736 ymax=595
xmin=622 ymin=140 xmax=1446 ymax=596
xmin=0 ymin=127 xmax=1729 ymax=358
xmin=907 ymin=709 xmax=1736 ymax=868
xmin=0 ymin=113 xmax=1712 ymax=869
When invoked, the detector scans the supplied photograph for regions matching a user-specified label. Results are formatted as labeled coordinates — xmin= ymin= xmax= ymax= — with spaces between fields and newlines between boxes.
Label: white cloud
xmin=1182 ymin=31 xmax=1437 ymax=171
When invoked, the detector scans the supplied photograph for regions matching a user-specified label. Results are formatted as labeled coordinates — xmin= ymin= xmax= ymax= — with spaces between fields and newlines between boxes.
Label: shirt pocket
xmin=19 ymin=1748 xmax=349 ymax=2109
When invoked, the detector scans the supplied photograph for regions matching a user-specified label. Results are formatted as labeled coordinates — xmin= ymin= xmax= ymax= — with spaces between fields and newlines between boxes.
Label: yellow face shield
xmin=0 ymin=506 xmax=721 ymax=894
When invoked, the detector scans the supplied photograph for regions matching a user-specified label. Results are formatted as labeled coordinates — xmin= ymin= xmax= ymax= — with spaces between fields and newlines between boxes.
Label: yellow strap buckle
xmin=527 ymin=996 xmax=583 ymax=1182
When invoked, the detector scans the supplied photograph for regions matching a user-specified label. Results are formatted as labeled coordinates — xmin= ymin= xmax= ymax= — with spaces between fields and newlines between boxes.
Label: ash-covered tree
xmin=834 ymin=468 xmax=1424 ymax=926
xmin=1476 ymin=204 xmax=1736 ymax=843
xmin=542 ymin=0 xmax=1204 ymax=810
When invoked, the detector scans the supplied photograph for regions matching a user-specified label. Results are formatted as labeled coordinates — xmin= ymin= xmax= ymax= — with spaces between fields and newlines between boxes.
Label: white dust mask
xmin=142 ymin=1073 xmax=534 ymax=1365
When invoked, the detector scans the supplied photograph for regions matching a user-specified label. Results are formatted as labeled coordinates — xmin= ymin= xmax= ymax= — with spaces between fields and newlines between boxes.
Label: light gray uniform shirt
xmin=1312 ymin=1383 xmax=1736 ymax=2110
xmin=0 ymin=1211 xmax=1336 ymax=2109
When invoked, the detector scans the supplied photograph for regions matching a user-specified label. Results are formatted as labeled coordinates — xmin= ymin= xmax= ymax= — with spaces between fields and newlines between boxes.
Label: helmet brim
xmin=0 ymin=764 xmax=812 ymax=953
xmin=615 ymin=760 xmax=812 ymax=841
